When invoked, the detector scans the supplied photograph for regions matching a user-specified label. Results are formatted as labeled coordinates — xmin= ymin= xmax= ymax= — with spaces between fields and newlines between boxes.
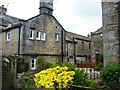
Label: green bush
xmin=100 ymin=64 xmax=120 ymax=89
xmin=73 ymin=69 xmax=87 ymax=86
xmin=73 ymin=69 xmax=96 ymax=88
xmin=36 ymin=56 xmax=51 ymax=72
xmin=17 ymin=58 xmax=29 ymax=73
xmin=17 ymin=72 xmax=35 ymax=88
xmin=49 ymin=63 xmax=60 ymax=68
xmin=49 ymin=63 xmax=96 ymax=88
xmin=60 ymin=63 xmax=77 ymax=71
xmin=49 ymin=63 xmax=77 ymax=71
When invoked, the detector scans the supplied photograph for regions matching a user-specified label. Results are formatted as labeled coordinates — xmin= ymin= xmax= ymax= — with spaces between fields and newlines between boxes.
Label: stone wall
xmin=23 ymin=14 xmax=63 ymax=56
xmin=102 ymin=2 xmax=119 ymax=65
xmin=2 ymin=28 xmax=19 ymax=56
xmin=91 ymin=27 xmax=103 ymax=62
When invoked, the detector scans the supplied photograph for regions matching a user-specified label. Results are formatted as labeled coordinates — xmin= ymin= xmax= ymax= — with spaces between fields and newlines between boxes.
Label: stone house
xmin=0 ymin=0 xmax=91 ymax=72
xmin=91 ymin=27 xmax=103 ymax=63
xmin=66 ymin=31 xmax=91 ymax=64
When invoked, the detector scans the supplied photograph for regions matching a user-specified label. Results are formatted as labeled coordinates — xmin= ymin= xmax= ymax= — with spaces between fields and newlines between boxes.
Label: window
xmin=36 ymin=32 xmax=40 ymax=40
xmin=100 ymin=33 xmax=103 ymax=37
xmin=31 ymin=58 xmax=36 ymax=70
xmin=82 ymin=41 xmax=84 ymax=52
xmin=41 ymin=32 xmax=46 ymax=41
xmin=30 ymin=30 xmax=34 ymax=39
xmin=55 ymin=33 xmax=59 ymax=41
xmin=6 ymin=31 xmax=10 ymax=41
xmin=89 ymin=43 xmax=91 ymax=49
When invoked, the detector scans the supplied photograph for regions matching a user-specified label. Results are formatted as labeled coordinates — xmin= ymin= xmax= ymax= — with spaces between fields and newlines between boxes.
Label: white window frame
xmin=31 ymin=58 xmax=36 ymax=70
xmin=41 ymin=32 xmax=46 ymax=41
xmin=6 ymin=31 xmax=10 ymax=41
xmin=30 ymin=30 xmax=34 ymax=39
xmin=36 ymin=32 xmax=40 ymax=40
xmin=55 ymin=33 xmax=59 ymax=41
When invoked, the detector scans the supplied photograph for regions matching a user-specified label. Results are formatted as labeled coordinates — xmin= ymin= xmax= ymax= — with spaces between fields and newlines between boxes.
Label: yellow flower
xmin=34 ymin=66 xmax=75 ymax=88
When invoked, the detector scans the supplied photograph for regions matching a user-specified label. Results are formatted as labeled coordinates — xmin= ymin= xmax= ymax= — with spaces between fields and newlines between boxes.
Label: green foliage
xmin=73 ymin=69 xmax=86 ymax=86
xmin=94 ymin=53 xmax=104 ymax=71
xmin=49 ymin=63 xmax=96 ymax=88
xmin=98 ymin=53 xmax=103 ymax=63
xmin=17 ymin=58 xmax=29 ymax=73
xmin=73 ymin=69 xmax=96 ymax=88
xmin=85 ymin=80 xmax=96 ymax=88
xmin=61 ymin=63 xmax=77 ymax=71
xmin=36 ymin=56 xmax=51 ymax=72
xmin=48 ymin=63 xmax=60 ymax=68
xmin=100 ymin=64 xmax=120 ymax=88
xmin=17 ymin=72 xmax=35 ymax=88
xmin=49 ymin=63 xmax=77 ymax=71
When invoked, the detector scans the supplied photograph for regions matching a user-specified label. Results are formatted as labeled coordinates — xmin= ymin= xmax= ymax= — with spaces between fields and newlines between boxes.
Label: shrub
xmin=61 ymin=63 xmax=77 ymax=71
xmin=17 ymin=72 xmax=35 ymax=88
xmin=49 ymin=63 xmax=60 ymax=68
xmin=49 ymin=63 xmax=96 ymax=88
xmin=73 ymin=69 xmax=87 ymax=86
xmin=100 ymin=64 xmax=120 ymax=89
xmin=49 ymin=63 xmax=77 ymax=71
xmin=73 ymin=69 xmax=96 ymax=88
xmin=36 ymin=56 xmax=51 ymax=72
xmin=34 ymin=66 xmax=75 ymax=89
xmin=17 ymin=58 xmax=29 ymax=73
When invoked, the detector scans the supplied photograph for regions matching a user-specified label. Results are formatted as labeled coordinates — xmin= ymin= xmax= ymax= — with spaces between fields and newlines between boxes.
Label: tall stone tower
xmin=39 ymin=0 xmax=53 ymax=15
xmin=102 ymin=0 xmax=120 ymax=66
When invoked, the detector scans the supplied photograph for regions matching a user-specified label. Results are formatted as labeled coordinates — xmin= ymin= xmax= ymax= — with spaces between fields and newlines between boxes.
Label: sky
xmin=0 ymin=0 xmax=102 ymax=36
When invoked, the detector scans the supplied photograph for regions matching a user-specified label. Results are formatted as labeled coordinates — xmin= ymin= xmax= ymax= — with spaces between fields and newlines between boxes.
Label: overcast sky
xmin=0 ymin=0 xmax=102 ymax=36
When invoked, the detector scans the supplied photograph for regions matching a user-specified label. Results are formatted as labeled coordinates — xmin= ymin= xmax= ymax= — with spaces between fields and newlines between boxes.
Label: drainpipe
xmin=61 ymin=30 xmax=64 ymax=63
xmin=73 ymin=37 xmax=76 ymax=64
xmin=118 ymin=2 xmax=120 ymax=64
xmin=18 ymin=26 xmax=21 ymax=55
xmin=67 ymin=42 xmax=69 ymax=63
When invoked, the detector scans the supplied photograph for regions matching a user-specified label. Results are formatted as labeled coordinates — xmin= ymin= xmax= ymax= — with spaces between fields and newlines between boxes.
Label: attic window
xmin=100 ymin=33 xmax=103 ymax=37
xmin=41 ymin=32 xmax=46 ymax=41
xmin=55 ymin=33 xmax=59 ymax=41
xmin=6 ymin=31 xmax=10 ymax=41
xmin=36 ymin=32 xmax=40 ymax=40
xmin=30 ymin=30 xmax=34 ymax=39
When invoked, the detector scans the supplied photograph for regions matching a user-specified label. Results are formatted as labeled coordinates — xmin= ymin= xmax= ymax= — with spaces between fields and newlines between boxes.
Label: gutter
xmin=73 ymin=37 xmax=76 ymax=64
xmin=61 ymin=30 xmax=64 ymax=63
xmin=18 ymin=26 xmax=21 ymax=55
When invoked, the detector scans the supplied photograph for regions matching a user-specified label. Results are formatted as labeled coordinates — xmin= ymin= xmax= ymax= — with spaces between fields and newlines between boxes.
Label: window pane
xmin=6 ymin=31 xmax=10 ymax=41
xmin=36 ymin=32 xmax=40 ymax=40
xmin=32 ymin=59 xmax=34 ymax=63
xmin=30 ymin=30 xmax=34 ymax=39
xmin=32 ymin=64 xmax=34 ymax=67
xmin=41 ymin=32 xmax=46 ymax=41
xmin=55 ymin=33 xmax=59 ymax=41
xmin=36 ymin=32 xmax=39 ymax=38
xmin=31 ymin=59 xmax=36 ymax=70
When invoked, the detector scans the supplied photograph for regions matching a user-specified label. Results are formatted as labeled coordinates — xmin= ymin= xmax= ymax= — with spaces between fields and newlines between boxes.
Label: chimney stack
xmin=39 ymin=0 xmax=53 ymax=15
xmin=0 ymin=5 xmax=7 ymax=15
